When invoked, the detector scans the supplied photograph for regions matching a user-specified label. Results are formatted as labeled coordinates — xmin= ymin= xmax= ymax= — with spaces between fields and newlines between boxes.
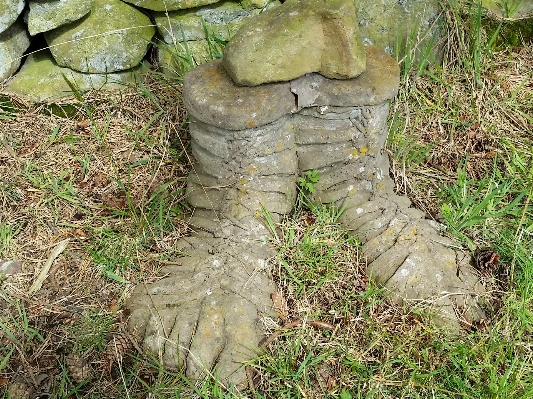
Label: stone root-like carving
xmin=126 ymin=46 xmax=486 ymax=387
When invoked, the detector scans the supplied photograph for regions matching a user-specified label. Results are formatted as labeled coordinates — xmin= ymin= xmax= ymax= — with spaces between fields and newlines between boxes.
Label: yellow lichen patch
xmin=359 ymin=146 xmax=368 ymax=155
xmin=247 ymin=165 xmax=257 ymax=173
xmin=247 ymin=120 xmax=256 ymax=128
xmin=348 ymin=149 xmax=359 ymax=159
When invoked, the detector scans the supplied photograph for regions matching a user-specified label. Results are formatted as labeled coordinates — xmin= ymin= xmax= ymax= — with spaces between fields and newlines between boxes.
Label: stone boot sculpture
xmin=290 ymin=47 xmax=485 ymax=327
xmin=126 ymin=60 xmax=300 ymax=385
xmin=126 ymin=0 xmax=486 ymax=387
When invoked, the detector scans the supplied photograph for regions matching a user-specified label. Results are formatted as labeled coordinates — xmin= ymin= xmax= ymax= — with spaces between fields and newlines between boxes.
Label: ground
xmin=0 ymin=3 xmax=533 ymax=398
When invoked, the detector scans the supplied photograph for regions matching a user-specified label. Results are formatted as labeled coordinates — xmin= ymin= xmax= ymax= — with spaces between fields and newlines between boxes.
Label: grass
xmin=0 ymin=0 xmax=532 ymax=397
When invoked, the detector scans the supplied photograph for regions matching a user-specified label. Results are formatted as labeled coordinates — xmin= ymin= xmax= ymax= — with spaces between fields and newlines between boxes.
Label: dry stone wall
xmin=0 ymin=0 xmax=461 ymax=103
xmin=0 ymin=0 xmax=275 ymax=102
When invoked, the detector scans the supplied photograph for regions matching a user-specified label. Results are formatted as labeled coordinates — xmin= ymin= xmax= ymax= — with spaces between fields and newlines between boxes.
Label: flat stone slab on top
xmin=184 ymin=46 xmax=399 ymax=131
xmin=222 ymin=0 xmax=367 ymax=86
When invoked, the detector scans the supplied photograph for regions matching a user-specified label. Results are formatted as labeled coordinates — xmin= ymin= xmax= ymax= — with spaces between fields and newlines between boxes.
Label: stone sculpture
xmin=127 ymin=0 xmax=485 ymax=387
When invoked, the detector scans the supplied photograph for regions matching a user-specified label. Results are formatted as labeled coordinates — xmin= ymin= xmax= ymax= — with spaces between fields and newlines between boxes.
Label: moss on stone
xmin=4 ymin=51 xmax=140 ymax=103
xmin=44 ymin=0 xmax=155 ymax=73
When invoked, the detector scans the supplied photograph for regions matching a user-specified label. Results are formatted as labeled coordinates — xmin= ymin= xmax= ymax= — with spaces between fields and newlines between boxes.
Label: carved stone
xmin=126 ymin=46 xmax=485 ymax=386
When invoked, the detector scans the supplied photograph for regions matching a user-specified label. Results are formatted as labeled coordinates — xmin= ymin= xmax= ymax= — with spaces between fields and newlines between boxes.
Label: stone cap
xmin=183 ymin=46 xmax=400 ymax=131
xmin=290 ymin=46 xmax=400 ymax=109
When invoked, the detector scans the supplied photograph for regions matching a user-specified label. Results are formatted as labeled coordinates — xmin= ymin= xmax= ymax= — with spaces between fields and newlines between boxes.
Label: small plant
xmin=298 ymin=170 xmax=320 ymax=194
xmin=438 ymin=163 xmax=527 ymax=249
xmin=0 ymin=222 xmax=18 ymax=258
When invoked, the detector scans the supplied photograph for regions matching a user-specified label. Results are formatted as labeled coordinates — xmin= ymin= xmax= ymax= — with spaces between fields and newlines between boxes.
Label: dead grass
xmin=0 ymin=76 xmax=194 ymax=397
xmin=389 ymin=39 xmax=533 ymax=219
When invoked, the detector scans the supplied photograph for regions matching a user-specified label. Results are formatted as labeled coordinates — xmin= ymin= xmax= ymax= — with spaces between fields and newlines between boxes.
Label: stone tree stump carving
xmin=127 ymin=0 xmax=485 ymax=387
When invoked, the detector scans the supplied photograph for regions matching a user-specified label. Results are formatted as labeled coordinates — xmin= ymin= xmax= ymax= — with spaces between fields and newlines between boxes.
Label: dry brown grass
xmin=0 ymin=75 xmax=194 ymax=397
xmin=389 ymin=40 xmax=533 ymax=219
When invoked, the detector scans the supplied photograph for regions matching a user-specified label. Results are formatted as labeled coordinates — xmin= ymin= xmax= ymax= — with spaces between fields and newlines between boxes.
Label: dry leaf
xmin=0 ymin=260 xmax=22 ymax=276
xmin=92 ymin=173 xmax=109 ymax=188
xmin=271 ymin=292 xmax=288 ymax=321
xmin=100 ymin=192 xmax=127 ymax=209
xmin=72 ymin=228 xmax=88 ymax=239
xmin=29 ymin=239 xmax=70 ymax=295
xmin=77 ymin=119 xmax=90 ymax=129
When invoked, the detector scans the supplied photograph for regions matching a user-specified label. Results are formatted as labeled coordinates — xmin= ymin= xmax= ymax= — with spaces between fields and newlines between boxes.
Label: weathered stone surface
xmin=122 ymin=0 xmax=220 ymax=12
xmin=0 ymin=0 xmax=24 ymax=34
xmin=295 ymin=102 xmax=485 ymax=328
xmin=183 ymin=59 xmax=296 ymax=130
xmin=152 ymin=1 xmax=258 ymax=45
xmin=4 ymin=51 xmax=139 ymax=102
xmin=223 ymin=0 xmax=366 ymax=86
xmin=355 ymin=0 xmax=444 ymax=59
xmin=127 ymin=108 xmax=299 ymax=384
xmin=290 ymin=46 xmax=400 ymax=109
xmin=241 ymin=0 xmax=272 ymax=10
xmin=0 ymin=22 xmax=30 ymax=83
xmin=44 ymin=0 xmax=155 ymax=73
xmin=153 ymin=1 xmax=280 ymax=77
xmin=27 ymin=0 xmax=92 ymax=36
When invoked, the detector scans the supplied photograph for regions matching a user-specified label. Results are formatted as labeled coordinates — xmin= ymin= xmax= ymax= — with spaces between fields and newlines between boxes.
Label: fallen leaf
xmin=466 ymin=129 xmax=478 ymax=139
xmin=0 ymin=260 xmax=22 ymax=276
xmin=92 ymin=173 xmax=109 ymax=188
xmin=72 ymin=228 xmax=88 ymax=239
xmin=271 ymin=292 xmax=288 ymax=321
xmin=29 ymin=239 xmax=70 ymax=295
xmin=327 ymin=376 xmax=336 ymax=391
xmin=103 ymin=193 xmax=127 ymax=209
xmin=108 ymin=294 xmax=119 ymax=312
xmin=77 ymin=119 xmax=90 ymax=129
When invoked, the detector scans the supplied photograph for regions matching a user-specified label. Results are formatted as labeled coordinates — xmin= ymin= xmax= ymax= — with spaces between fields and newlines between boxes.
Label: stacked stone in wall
xmin=6 ymin=0 xmax=529 ymax=102
xmin=0 ymin=0 xmax=278 ymax=101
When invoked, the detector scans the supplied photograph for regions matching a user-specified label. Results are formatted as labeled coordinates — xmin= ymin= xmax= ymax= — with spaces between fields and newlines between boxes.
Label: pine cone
xmin=103 ymin=333 xmax=134 ymax=367
xmin=65 ymin=352 xmax=93 ymax=382
xmin=6 ymin=380 xmax=33 ymax=399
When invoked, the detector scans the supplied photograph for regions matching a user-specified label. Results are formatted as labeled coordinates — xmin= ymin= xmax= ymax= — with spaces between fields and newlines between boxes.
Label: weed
xmin=439 ymin=161 xmax=527 ymax=248
xmin=0 ymin=223 xmax=18 ymax=258
xmin=0 ymin=295 xmax=44 ymax=368
xmin=86 ymin=230 xmax=137 ymax=283
xmin=298 ymin=170 xmax=320 ymax=194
